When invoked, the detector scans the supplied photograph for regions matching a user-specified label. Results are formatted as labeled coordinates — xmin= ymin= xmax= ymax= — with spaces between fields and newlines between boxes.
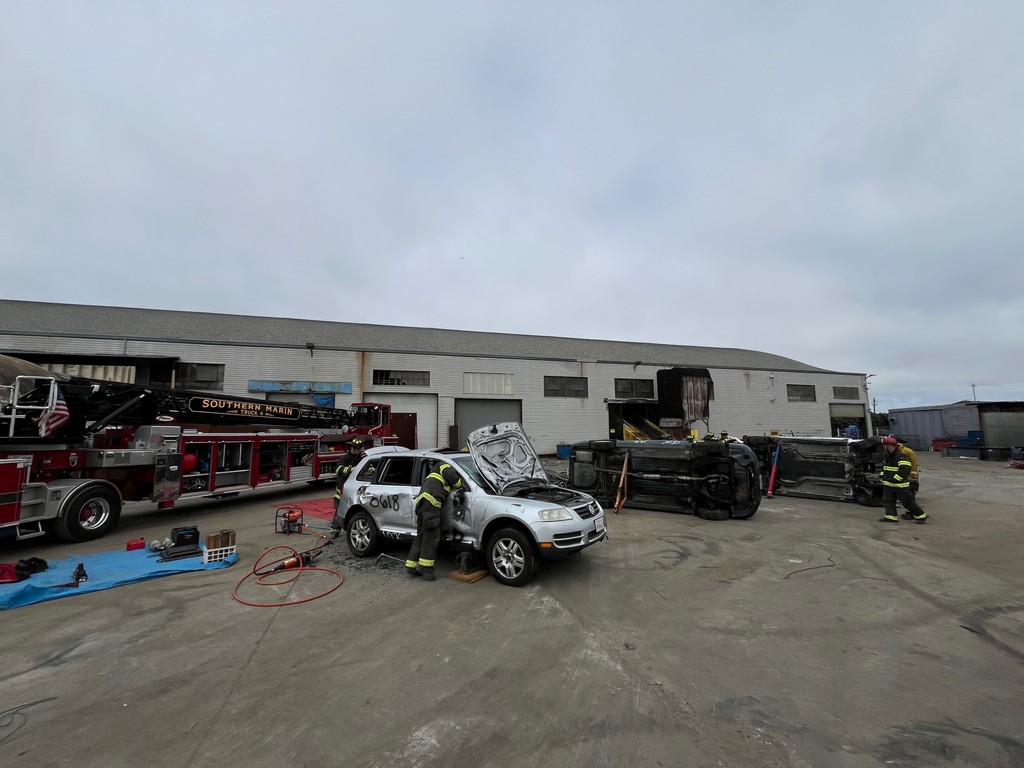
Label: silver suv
xmin=337 ymin=422 xmax=607 ymax=586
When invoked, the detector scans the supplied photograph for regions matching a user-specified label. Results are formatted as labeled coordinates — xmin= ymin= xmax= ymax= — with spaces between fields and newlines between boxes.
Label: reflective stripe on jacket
xmin=899 ymin=445 xmax=919 ymax=481
xmin=880 ymin=453 xmax=912 ymax=488
xmin=415 ymin=463 xmax=463 ymax=508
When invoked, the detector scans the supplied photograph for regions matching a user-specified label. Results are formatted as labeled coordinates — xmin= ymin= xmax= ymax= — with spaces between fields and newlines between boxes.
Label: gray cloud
xmin=1 ymin=1 xmax=1021 ymax=409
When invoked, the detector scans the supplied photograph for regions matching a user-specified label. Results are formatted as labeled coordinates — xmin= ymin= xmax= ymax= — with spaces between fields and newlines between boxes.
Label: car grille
xmin=574 ymin=501 xmax=600 ymax=519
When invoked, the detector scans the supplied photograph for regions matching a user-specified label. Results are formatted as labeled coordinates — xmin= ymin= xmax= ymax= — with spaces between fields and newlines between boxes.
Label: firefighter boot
xmin=878 ymin=514 xmax=899 ymax=523
xmin=405 ymin=560 xmax=421 ymax=578
xmin=416 ymin=565 xmax=436 ymax=582
xmin=912 ymin=513 xmax=928 ymax=524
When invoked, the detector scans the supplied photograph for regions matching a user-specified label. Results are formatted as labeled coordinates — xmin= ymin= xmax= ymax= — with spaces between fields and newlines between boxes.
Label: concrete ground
xmin=2 ymin=452 xmax=1022 ymax=768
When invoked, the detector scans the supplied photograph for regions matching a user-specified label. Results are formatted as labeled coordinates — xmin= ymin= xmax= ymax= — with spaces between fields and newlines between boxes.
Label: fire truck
xmin=0 ymin=355 xmax=394 ymax=543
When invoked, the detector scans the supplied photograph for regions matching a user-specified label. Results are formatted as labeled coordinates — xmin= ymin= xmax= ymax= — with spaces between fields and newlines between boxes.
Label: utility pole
xmin=971 ymin=383 xmax=977 ymax=401
xmin=872 ymin=397 xmax=877 ymax=413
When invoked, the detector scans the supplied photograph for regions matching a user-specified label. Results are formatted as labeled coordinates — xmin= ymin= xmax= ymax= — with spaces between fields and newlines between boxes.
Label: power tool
xmin=270 ymin=548 xmax=323 ymax=572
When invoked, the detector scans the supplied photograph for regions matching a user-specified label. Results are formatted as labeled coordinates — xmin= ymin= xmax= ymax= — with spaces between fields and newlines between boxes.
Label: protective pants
xmin=882 ymin=486 xmax=925 ymax=520
xmin=406 ymin=499 xmax=441 ymax=574
xmin=330 ymin=480 xmax=346 ymax=532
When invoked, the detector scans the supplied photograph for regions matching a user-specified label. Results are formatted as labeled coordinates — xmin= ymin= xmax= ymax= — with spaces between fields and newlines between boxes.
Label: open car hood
xmin=467 ymin=422 xmax=550 ymax=493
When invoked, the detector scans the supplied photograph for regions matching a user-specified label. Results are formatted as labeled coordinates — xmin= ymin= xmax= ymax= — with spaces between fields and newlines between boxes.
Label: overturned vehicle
xmin=741 ymin=435 xmax=886 ymax=505
xmin=567 ymin=439 xmax=761 ymax=520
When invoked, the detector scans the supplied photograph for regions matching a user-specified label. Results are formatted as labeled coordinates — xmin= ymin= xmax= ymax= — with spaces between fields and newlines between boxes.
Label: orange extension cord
xmin=232 ymin=542 xmax=345 ymax=607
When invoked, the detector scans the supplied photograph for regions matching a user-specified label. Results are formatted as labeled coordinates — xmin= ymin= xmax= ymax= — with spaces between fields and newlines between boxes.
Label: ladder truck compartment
xmin=0 ymin=355 xmax=394 ymax=543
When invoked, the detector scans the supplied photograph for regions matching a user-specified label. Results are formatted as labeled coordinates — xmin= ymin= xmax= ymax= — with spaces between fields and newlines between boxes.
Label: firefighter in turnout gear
xmin=405 ymin=461 xmax=463 ymax=581
xmin=878 ymin=436 xmax=927 ymax=524
xmin=329 ymin=438 xmax=367 ymax=535
xmin=894 ymin=435 xmax=920 ymax=498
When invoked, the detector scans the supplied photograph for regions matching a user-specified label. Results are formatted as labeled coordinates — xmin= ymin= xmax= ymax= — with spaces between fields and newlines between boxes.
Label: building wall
xmin=708 ymin=368 xmax=865 ymax=438
xmin=1 ymin=333 xmax=870 ymax=453
xmin=887 ymin=409 xmax=945 ymax=448
xmin=942 ymin=404 xmax=982 ymax=437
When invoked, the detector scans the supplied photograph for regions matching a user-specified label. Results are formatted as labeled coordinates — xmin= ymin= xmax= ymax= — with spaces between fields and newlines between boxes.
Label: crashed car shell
xmin=568 ymin=438 xmax=761 ymax=520
xmin=337 ymin=423 xmax=606 ymax=586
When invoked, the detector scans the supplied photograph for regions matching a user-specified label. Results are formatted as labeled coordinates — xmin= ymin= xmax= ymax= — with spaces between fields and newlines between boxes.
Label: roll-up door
xmin=829 ymin=403 xmax=867 ymax=418
xmin=454 ymin=399 xmax=523 ymax=450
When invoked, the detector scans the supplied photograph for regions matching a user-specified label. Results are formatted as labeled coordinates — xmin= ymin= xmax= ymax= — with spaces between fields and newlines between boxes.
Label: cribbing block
xmin=448 ymin=569 xmax=489 ymax=583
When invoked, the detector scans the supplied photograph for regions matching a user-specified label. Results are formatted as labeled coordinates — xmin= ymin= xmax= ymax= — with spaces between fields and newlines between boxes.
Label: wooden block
xmin=448 ymin=569 xmax=489 ymax=583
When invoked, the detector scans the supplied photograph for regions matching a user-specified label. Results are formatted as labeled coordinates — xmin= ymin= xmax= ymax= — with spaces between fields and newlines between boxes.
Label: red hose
xmin=232 ymin=543 xmax=345 ymax=607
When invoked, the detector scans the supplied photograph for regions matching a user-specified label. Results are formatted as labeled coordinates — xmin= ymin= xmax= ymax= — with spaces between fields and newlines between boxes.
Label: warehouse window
xmin=614 ymin=378 xmax=655 ymax=399
xmin=464 ymin=373 xmax=514 ymax=395
xmin=833 ymin=386 xmax=860 ymax=400
xmin=174 ymin=363 xmax=224 ymax=391
xmin=787 ymin=384 xmax=817 ymax=402
xmin=372 ymin=370 xmax=430 ymax=386
xmin=544 ymin=376 xmax=588 ymax=398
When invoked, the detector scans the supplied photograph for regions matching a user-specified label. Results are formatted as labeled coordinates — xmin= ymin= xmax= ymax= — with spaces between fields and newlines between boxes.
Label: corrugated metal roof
xmin=1 ymin=299 xmax=848 ymax=373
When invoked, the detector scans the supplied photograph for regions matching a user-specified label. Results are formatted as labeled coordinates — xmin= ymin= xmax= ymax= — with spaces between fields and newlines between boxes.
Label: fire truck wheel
xmin=53 ymin=485 xmax=122 ymax=542
xmin=346 ymin=510 xmax=381 ymax=557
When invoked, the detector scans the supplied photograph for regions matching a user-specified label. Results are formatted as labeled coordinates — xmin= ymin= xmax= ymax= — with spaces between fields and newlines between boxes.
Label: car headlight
xmin=537 ymin=508 xmax=573 ymax=522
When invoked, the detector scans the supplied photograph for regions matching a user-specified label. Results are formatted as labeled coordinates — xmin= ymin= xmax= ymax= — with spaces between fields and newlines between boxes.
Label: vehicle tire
xmin=588 ymin=440 xmax=616 ymax=450
xmin=697 ymin=506 xmax=731 ymax=521
xmin=346 ymin=510 xmax=381 ymax=557
xmin=731 ymin=501 xmax=759 ymax=520
xmin=571 ymin=463 xmax=598 ymax=489
xmin=485 ymin=527 xmax=538 ymax=587
xmin=52 ymin=484 xmax=121 ymax=542
xmin=855 ymin=488 xmax=883 ymax=507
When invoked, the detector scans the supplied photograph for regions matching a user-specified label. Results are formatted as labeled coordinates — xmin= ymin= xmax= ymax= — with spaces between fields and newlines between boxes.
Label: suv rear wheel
xmin=347 ymin=510 xmax=381 ymax=557
xmin=485 ymin=527 xmax=537 ymax=587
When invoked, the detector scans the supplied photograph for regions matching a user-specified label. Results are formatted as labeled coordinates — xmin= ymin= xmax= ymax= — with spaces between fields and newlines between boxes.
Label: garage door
xmin=365 ymin=392 xmax=438 ymax=450
xmin=829 ymin=403 xmax=868 ymax=419
xmin=455 ymin=399 xmax=523 ymax=449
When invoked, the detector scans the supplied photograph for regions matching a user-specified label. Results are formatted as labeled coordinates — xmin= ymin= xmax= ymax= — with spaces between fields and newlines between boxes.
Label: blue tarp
xmin=0 ymin=546 xmax=238 ymax=610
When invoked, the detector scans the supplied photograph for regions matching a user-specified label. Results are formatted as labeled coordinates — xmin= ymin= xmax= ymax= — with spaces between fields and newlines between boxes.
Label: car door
xmin=438 ymin=456 xmax=480 ymax=541
xmin=356 ymin=455 xmax=419 ymax=534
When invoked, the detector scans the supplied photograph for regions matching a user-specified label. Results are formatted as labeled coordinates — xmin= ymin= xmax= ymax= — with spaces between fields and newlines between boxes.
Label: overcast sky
xmin=2 ymin=2 xmax=1021 ymax=411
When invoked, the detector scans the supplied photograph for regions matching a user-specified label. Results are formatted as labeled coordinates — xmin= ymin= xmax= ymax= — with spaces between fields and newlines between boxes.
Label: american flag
xmin=38 ymin=389 xmax=71 ymax=437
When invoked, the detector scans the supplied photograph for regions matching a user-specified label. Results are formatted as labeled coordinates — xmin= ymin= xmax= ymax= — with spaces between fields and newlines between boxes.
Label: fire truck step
xmin=16 ymin=521 xmax=47 ymax=540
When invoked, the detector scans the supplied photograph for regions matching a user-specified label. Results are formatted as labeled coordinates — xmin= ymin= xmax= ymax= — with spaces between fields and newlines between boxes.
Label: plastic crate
xmin=202 ymin=545 xmax=237 ymax=564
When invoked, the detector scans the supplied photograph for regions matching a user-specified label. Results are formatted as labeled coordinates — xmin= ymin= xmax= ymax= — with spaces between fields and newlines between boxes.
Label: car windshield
xmin=448 ymin=453 xmax=491 ymax=491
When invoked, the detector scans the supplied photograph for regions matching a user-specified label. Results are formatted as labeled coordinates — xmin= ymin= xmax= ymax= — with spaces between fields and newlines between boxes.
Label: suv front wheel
xmin=486 ymin=527 xmax=538 ymax=587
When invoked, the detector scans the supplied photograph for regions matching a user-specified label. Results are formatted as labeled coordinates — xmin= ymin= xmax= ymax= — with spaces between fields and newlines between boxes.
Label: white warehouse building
xmin=0 ymin=300 xmax=873 ymax=452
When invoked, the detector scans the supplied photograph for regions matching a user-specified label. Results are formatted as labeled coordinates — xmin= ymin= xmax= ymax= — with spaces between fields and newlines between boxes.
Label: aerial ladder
xmin=0 ymin=355 xmax=393 ymax=543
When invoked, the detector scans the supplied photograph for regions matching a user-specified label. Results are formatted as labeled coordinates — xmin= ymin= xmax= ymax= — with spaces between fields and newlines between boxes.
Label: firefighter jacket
xmin=333 ymin=452 xmax=364 ymax=499
xmin=880 ymin=449 xmax=912 ymax=489
xmin=899 ymin=445 xmax=920 ymax=482
xmin=415 ymin=463 xmax=463 ymax=509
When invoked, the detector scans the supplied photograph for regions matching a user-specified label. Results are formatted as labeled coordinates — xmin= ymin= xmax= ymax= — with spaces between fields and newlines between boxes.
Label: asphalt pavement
xmin=2 ymin=452 xmax=1022 ymax=768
